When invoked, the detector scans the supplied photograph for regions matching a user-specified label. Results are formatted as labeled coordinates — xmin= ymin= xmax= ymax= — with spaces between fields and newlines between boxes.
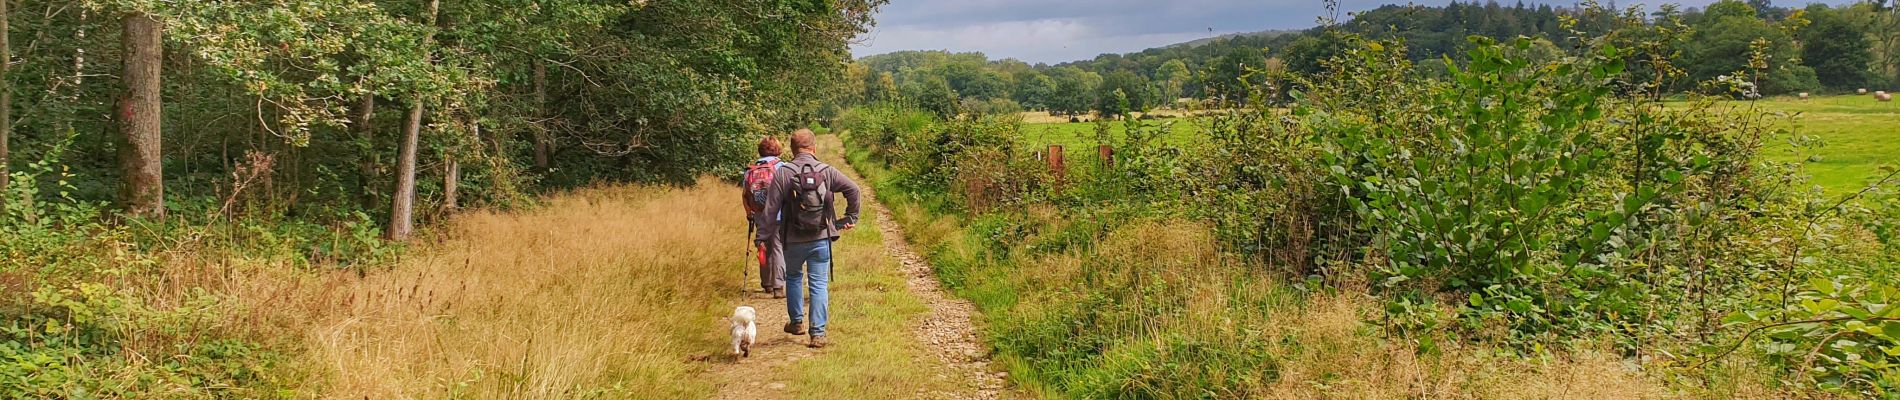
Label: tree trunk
xmin=443 ymin=116 xmax=465 ymax=211
xmin=117 ymin=12 xmax=163 ymax=217
xmin=532 ymin=61 xmax=549 ymax=171
xmin=388 ymin=0 xmax=438 ymax=241
xmin=1 ymin=0 xmax=11 ymax=193
xmin=442 ymin=156 xmax=459 ymax=210
xmin=353 ymin=94 xmax=375 ymax=209
xmin=389 ymin=99 xmax=422 ymax=240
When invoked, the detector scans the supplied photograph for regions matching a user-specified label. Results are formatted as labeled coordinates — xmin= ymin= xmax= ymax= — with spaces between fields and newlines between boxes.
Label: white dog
xmin=730 ymin=306 xmax=757 ymax=357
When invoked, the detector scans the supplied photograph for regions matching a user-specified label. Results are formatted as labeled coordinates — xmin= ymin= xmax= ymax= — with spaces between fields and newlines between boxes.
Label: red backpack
xmin=742 ymin=159 xmax=781 ymax=216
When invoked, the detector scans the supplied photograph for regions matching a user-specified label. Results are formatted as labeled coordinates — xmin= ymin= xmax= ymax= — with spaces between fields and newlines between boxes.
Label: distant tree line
xmin=845 ymin=0 xmax=1900 ymax=118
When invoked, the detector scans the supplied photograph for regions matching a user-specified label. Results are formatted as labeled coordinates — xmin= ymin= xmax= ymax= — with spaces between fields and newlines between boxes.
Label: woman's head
xmin=757 ymin=136 xmax=783 ymax=157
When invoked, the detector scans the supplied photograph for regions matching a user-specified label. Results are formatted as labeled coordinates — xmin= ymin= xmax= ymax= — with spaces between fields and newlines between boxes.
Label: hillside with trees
xmin=846 ymin=0 xmax=1900 ymax=117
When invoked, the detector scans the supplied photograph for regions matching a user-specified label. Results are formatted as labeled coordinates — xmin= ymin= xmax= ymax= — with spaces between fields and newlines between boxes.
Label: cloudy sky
xmin=848 ymin=0 xmax=1832 ymax=64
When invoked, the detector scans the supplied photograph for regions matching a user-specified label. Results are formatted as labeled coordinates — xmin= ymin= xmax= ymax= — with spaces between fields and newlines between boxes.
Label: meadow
xmin=1018 ymin=115 xmax=1208 ymax=151
xmin=1738 ymin=95 xmax=1900 ymax=194
xmin=1018 ymin=94 xmax=1897 ymax=195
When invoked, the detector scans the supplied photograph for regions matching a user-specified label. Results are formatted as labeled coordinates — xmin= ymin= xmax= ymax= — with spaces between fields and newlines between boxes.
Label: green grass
xmin=1016 ymin=96 xmax=1898 ymax=195
xmin=1733 ymin=95 xmax=1900 ymax=195
xmin=1018 ymin=117 xmax=1206 ymax=152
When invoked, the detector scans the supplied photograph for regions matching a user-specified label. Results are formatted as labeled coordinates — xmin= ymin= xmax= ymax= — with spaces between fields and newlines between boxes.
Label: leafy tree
xmin=1155 ymin=59 xmax=1191 ymax=105
xmin=1015 ymin=72 xmax=1057 ymax=110
xmin=961 ymin=70 xmax=1014 ymax=100
xmin=1706 ymin=0 xmax=1761 ymax=22
xmin=1684 ymin=7 xmax=1815 ymax=95
xmin=1095 ymin=70 xmax=1152 ymax=116
xmin=1207 ymin=45 xmax=1267 ymax=103
xmin=1045 ymin=66 xmax=1100 ymax=116
xmin=869 ymin=71 xmax=900 ymax=102
xmin=906 ymin=76 xmax=960 ymax=119
xmin=1800 ymin=4 xmax=1872 ymax=90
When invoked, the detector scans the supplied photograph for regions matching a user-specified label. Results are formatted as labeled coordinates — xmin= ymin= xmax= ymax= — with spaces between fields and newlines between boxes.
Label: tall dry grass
xmin=299 ymin=180 xmax=743 ymax=397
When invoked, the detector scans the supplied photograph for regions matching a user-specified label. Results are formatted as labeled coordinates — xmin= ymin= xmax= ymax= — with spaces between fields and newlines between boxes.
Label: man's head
xmin=757 ymin=136 xmax=782 ymax=158
xmin=790 ymin=129 xmax=817 ymax=155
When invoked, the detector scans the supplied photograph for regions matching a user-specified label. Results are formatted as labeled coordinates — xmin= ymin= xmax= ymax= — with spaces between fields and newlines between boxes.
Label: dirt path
xmin=702 ymin=288 xmax=816 ymax=399
xmin=698 ymin=136 xmax=1013 ymax=399
xmin=871 ymin=197 xmax=1012 ymax=399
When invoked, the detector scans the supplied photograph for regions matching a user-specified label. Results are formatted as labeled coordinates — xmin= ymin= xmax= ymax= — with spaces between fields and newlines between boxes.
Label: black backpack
xmin=787 ymin=163 xmax=832 ymax=234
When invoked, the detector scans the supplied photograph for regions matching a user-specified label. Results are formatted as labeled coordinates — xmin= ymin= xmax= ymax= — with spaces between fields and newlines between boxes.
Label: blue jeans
xmin=784 ymin=239 xmax=833 ymax=337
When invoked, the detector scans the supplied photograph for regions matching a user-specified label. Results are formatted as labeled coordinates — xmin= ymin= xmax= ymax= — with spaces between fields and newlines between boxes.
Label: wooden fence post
xmin=1047 ymin=144 xmax=1065 ymax=177
xmin=1097 ymin=145 xmax=1114 ymax=167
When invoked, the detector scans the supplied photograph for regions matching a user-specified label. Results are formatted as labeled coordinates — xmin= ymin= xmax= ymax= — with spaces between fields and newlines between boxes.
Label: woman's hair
xmin=757 ymin=136 xmax=783 ymax=157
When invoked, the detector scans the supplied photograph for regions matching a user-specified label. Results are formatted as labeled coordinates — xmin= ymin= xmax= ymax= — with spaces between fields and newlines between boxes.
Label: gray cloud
xmin=851 ymin=0 xmax=1854 ymax=64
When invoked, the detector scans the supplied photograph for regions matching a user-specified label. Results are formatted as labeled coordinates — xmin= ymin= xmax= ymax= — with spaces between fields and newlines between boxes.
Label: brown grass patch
xmin=297 ymin=181 xmax=739 ymax=397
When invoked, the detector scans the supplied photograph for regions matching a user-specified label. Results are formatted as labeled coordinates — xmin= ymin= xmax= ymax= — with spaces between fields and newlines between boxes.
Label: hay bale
xmin=1859 ymin=88 xmax=1870 ymax=94
xmin=1798 ymin=92 xmax=1810 ymax=100
xmin=1879 ymin=92 xmax=1893 ymax=102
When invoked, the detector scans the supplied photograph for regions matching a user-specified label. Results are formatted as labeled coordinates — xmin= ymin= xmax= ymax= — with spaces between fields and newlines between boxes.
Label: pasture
xmin=1742 ymin=94 xmax=1900 ymax=195
xmin=1016 ymin=95 xmax=1896 ymax=195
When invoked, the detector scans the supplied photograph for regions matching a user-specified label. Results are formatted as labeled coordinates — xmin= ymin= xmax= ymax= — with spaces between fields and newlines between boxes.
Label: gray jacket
xmin=757 ymin=152 xmax=861 ymax=245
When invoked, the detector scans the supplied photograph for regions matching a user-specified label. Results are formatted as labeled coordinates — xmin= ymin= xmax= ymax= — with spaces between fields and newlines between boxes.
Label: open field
xmin=1016 ymin=95 xmax=1896 ymax=195
xmin=1731 ymin=94 xmax=1900 ymax=195
xmin=1019 ymin=117 xmax=1208 ymax=151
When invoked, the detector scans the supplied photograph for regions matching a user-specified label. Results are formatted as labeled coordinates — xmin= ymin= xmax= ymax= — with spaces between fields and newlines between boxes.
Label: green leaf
xmin=1802 ymin=298 xmax=1841 ymax=315
xmin=1809 ymin=277 xmax=1836 ymax=296
xmin=1506 ymin=299 xmax=1533 ymax=313
xmin=1469 ymin=293 xmax=1484 ymax=307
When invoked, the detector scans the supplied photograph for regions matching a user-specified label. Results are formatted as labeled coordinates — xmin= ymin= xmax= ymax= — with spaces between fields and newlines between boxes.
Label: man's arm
xmin=830 ymin=168 xmax=861 ymax=229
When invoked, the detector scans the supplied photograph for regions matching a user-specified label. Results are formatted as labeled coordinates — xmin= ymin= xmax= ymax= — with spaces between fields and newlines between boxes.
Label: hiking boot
xmin=784 ymin=321 xmax=806 ymax=336
xmin=772 ymin=288 xmax=786 ymax=299
xmin=808 ymin=335 xmax=829 ymax=349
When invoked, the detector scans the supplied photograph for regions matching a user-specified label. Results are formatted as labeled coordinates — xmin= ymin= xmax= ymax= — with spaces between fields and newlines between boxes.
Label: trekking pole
xmin=744 ymin=220 xmax=754 ymax=293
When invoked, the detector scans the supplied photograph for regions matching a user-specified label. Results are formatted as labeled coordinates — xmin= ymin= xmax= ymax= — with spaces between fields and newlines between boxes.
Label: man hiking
xmin=741 ymin=136 xmax=787 ymax=299
xmin=757 ymin=129 xmax=861 ymax=349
